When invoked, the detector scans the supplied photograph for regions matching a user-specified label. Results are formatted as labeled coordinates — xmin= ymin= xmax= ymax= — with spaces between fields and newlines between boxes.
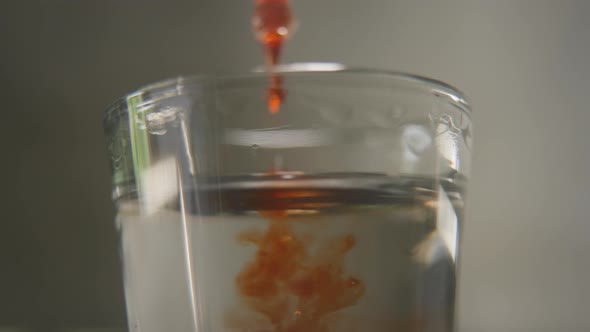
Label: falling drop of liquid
xmin=267 ymin=88 xmax=284 ymax=115
xmin=267 ymin=74 xmax=285 ymax=115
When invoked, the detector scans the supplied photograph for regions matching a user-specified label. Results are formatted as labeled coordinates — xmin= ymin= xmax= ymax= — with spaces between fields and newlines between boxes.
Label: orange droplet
xmin=267 ymin=74 xmax=286 ymax=114
xmin=267 ymin=86 xmax=284 ymax=114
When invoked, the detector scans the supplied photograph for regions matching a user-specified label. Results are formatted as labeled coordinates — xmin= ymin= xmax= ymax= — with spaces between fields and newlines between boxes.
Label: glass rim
xmin=105 ymin=63 xmax=470 ymax=119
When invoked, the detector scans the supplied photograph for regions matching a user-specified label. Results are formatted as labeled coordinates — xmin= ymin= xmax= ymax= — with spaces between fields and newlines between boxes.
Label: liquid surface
xmin=118 ymin=174 xmax=462 ymax=332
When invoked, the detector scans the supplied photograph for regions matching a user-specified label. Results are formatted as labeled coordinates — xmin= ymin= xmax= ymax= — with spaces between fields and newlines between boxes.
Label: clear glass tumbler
xmin=104 ymin=65 xmax=472 ymax=332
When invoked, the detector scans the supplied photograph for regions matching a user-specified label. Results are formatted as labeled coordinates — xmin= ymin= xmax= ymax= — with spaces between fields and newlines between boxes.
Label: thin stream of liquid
xmin=235 ymin=4 xmax=370 ymax=331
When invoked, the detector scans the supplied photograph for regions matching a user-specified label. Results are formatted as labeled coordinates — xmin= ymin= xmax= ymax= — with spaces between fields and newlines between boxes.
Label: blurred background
xmin=2 ymin=0 xmax=590 ymax=331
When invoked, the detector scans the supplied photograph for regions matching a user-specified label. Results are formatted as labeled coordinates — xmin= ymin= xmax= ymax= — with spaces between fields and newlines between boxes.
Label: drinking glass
xmin=104 ymin=64 xmax=472 ymax=332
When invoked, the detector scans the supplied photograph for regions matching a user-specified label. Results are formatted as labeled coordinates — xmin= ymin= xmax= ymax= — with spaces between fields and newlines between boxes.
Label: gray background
xmin=2 ymin=0 xmax=590 ymax=331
